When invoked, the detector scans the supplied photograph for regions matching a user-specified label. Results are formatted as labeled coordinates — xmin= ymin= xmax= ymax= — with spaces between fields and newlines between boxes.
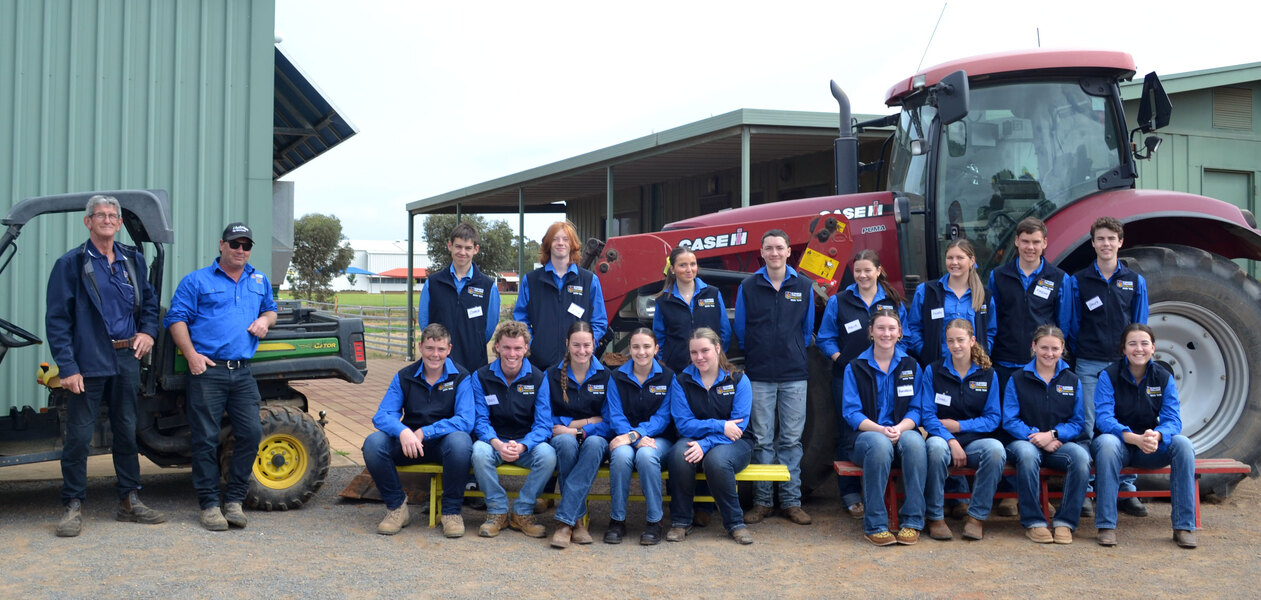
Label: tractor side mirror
xmin=935 ymin=70 xmax=970 ymax=125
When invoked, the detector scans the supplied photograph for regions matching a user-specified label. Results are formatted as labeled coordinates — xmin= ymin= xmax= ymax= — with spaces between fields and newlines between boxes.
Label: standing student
xmin=986 ymin=217 xmax=1072 ymax=518
xmin=165 ymin=223 xmax=277 ymax=531
xmin=652 ymin=245 xmax=731 ymax=373
xmin=468 ymin=321 xmax=557 ymax=539
xmin=513 ymin=221 xmax=607 ymax=371
xmin=45 ymin=195 xmax=166 ymax=537
xmin=547 ymin=322 xmax=612 ymax=549
xmin=921 ymin=319 xmax=1005 ymax=541
xmin=666 ymin=327 xmax=755 ymax=545
xmin=418 ymin=222 xmax=500 ymax=371
xmin=1092 ymin=324 xmax=1197 ymax=548
xmin=1067 ymin=216 xmax=1149 ymax=517
xmin=604 ymin=328 xmax=676 ymax=545
xmin=734 ymin=229 xmax=815 ymax=526
xmin=841 ymin=308 xmax=927 ymax=546
xmin=361 ymin=324 xmax=474 ymax=538
xmin=906 ymin=239 xmax=996 ymax=367
xmin=816 ymin=249 xmax=905 ymax=519
xmin=1003 ymin=325 xmax=1090 ymax=545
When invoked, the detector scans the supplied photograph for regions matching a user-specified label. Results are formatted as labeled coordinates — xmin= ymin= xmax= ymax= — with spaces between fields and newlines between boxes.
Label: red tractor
xmin=585 ymin=50 xmax=1261 ymax=497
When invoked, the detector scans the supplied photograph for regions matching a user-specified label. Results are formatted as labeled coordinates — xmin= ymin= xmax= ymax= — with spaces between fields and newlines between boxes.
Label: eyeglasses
xmin=227 ymin=240 xmax=253 ymax=251
xmin=91 ymin=213 xmax=121 ymax=222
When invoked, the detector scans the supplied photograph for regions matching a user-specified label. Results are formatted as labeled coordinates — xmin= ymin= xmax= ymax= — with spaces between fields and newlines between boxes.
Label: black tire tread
xmin=246 ymin=405 xmax=331 ymax=511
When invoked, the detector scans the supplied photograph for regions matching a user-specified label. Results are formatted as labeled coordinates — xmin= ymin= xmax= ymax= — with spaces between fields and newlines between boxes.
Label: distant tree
xmin=512 ymin=238 xmax=541 ymax=272
xmin=423 ymin=214 xmax=535 ymax=276
xmin=291 ymin=213 xmax=355 ymax=302
xmin=345 ymin=273 xmax=357 ymax=287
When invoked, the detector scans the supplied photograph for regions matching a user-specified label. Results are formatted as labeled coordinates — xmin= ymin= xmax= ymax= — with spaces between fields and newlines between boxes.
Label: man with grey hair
xmin=46 ymin=194 xmax=166 ymax=537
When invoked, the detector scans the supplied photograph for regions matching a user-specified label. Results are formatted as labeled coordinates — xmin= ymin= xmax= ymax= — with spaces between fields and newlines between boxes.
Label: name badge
xmin=897 ymin=384 xmax=914 ymax=397
xmin=935 ymin=393 xmax=952 ymax=406
xmin=930 ymin=307 xmax=945 ymax=320
xmin=484 ymin=394 xmax=499 ymax=406
xmin=1086 ymin=296 xmax=1103 ymax=311
xmin=467 ymin=306 xmax=484 ymax=318
xmin=844 ymin=319 xmax=862 ymax=334
xmin=567 ymin=302 xmax=586 ymax=318
xmin=1033 ymin=285 xmax=1052 ymax=299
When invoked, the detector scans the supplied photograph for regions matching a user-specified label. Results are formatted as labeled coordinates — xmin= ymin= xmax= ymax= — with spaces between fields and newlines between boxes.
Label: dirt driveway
xmin=1 ymin=463 xmax=1258 ymax=599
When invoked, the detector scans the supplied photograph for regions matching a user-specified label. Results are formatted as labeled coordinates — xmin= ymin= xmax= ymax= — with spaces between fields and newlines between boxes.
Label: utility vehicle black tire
xmin=244 ymin=406 xmax=331 ymax=510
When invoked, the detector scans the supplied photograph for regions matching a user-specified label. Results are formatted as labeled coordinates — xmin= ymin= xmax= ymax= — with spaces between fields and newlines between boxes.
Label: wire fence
xmin=293 ymin=299 xmax=412 ymax=357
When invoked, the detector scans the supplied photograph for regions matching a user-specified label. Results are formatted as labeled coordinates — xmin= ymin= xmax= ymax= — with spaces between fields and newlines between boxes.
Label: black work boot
xmin=603 ymin=519 xmax=626 ymax=544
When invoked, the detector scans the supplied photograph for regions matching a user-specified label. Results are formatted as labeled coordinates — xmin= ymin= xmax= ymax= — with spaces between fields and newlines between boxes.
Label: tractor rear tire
xmin=1124 ymin=244 xmax=1261 ymax=497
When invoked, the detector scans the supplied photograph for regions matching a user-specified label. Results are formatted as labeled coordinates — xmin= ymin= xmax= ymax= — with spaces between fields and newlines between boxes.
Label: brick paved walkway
xmin=293 ymin=357 xmax=410 ymax=466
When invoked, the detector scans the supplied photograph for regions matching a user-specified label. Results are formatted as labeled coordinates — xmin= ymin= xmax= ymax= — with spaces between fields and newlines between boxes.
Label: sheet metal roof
xmin=273 ymin=46 xmax=359 ymax=179
xmin=406 ymin=108 xmax=886 ymax=216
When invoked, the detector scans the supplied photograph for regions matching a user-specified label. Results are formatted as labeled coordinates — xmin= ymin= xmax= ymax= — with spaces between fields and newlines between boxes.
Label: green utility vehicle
xmin=0 ymin=190 xmax=367 ymax=509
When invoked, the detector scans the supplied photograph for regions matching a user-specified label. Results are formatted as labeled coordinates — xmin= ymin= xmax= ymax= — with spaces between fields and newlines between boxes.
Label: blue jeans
xmin=749 ymin=379 xmax=807 ymax=508
xmin=926 ymin=436 xmax=1005 ymax=520
xmin=850 ymin=430 xmax=927 ymax=534
xmin=187 ymin=363 xmax=262 ymax=509
xmin=1092 ymin=433 xmax=1196 ymax=531
xmin=1007 ymin=439 xmax=1091 ymax=529
xmin=609 ymin=438 xmax=673 ymax=523
xmin=668 ymin=438 xmax=752 ymax=532
xmin=362 ymin=430 xmax=472 ymax=514
xmin=1078 ymin=357 xmax=1136 ymax=492
xmin=60 ymin=349 xmax=142 ymax=505
xmin=830 ymin=376 xmax=861 ymax=508
xmin=551 ymin=433 xmax=610 ymax=526
xmin=471 ymin=440 xmax=557 ymax=516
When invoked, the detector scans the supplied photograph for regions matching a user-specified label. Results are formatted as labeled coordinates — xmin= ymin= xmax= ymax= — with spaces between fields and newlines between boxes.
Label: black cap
xmin=222 ymin=222 xmax=253 ymax=242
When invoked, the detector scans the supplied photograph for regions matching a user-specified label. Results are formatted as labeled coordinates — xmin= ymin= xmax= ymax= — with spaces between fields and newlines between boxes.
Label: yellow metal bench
xmin=397 ymin=462 xmax=790 ymax=527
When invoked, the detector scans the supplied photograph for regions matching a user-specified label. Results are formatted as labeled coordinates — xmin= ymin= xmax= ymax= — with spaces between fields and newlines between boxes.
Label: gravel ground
xmin=2 ymin=465 xmax=1259 ymax=599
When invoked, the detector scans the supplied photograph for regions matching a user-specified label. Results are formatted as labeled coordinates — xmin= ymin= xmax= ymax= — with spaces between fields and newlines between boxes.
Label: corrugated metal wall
xmin=0 ymin=0 xmax=276 ymax=411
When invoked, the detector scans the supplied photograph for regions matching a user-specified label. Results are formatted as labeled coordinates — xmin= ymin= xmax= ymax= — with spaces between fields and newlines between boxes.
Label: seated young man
xmin=362 ymin=324 xmax=474 ymax=538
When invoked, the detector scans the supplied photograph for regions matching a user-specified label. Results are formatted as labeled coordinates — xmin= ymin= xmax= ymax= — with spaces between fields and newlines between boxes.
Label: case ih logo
xmin=819 ymin=201 xmax=888 ymax=220
xmin=680 ymin=228 xmax=749 ymax=251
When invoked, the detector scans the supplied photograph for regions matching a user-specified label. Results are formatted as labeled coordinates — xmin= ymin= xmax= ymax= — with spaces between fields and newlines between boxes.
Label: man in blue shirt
xmin=417 ymin=222 xmax=500 ymax=371
xmin=165 ymin=222 xmax=278 ymax=531
xmin=46 ymin=195 xmax=166 ymax=537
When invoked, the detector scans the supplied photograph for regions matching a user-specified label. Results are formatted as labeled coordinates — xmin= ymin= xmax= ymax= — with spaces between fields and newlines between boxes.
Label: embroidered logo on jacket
xmin=784 ymin=291 xmax=803 ymax=302
xmin=697 ymin=298 xmax=716 ymax=308
xmin=718 ymin=384 xmax=736 ymax=394
xmin=587 ymin=384 xmax=606 ymax=394
xmin=1055 ymin=385 xmax=1075 ymax=394
xmin=467 ymin=286 xmax=485 ymax=298
xmin=439 ymin=381 xmax=455 ymax=392
xmin=1116 ymin=280 xmax=1135 ymax=291
xmin=649 ymin=385 xmax=668 ymax=394
xmin=566 ymin=285 xmax=584 ymax=295
xmin=516 ymin=384 xmax=536 ymax=395
xmin=1146 ymin=386 xmax=1162 ymax=396
xmin=969 ymin=380 xmax=988 ymax=392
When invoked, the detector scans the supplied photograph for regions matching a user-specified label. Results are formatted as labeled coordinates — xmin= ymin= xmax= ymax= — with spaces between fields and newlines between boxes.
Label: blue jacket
xmin=607 ymin=359 xmax=676 ymax=440
xmin=733 ymin=266 xmax=815 ymax=382
xmin=1002 ymin=359 xmax=1084 ymax=442
xmin=987 ymin=258 xmax=1072 ymax=367
xmin=512 ymin=262 xmax=607 ymax=369
xmin=816 ymin=283 xmax=906 ymax=377
xmin=669 ymin=365 xmax=751 ymax=453
xmin=418 ymin=263 xmax=499 ymax=371
xmin=46 ymin=241 xmax=160 ymax=378
xmin=652 ymin=278 xmax=731 ymax=373
xmin=1095 ymin=358 xmax=1182 ymax=451
xmin=1067 ymin=262 xmax=1148 ymax=361
xmin=546 ymin=357 xmax=613 ymax=438
xmin=471 ymin=359 xmax=552 ymax=451
xmin=918 ymin=359 xmax=1001 ymax=446
xmin=371 ymin=358 xmax=475 ymax=440
xmin=905 ymin=275 xmax=996 ymax=367
xmin=841 ymin=347 xmax=922 ymax=445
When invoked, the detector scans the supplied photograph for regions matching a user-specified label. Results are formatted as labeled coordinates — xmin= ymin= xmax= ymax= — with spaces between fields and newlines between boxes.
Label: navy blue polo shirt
xmin=85 ymin=242 xmax=138 ymax=340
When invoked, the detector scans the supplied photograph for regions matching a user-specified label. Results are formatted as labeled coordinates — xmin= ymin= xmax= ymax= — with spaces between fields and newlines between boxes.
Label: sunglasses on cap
xmin=227 ymin=240 xmax=253 ymax=251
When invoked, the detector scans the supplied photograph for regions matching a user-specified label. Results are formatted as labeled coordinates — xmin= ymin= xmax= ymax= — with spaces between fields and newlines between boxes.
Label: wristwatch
xmin=627 ymin=431 xmax=642 ymax=445
xmin=575 ymin=428 xmax=585 ymax=442
xmin=1051 ymin=429 xmax=1059 ymax=440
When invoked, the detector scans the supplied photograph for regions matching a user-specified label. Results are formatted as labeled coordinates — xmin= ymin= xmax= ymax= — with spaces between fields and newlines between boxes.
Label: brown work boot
xmin=200 ymin=506 xmax=229 ymax=532
xmin=962 ymin=516 xmax=984 ymax=540
xmin=948 ymin=502 xmax=971 ymax=519
xmin=743 ymin=504 xmax=774 ymax=524
xmin=782 ymin=506 xmax=812 ymax=525
xmin=1025 ymin=526 xmax=1053 ymax=544
xmin=534 ymin=497 xmax=554 ymax=515
xmin=56 ymin=499 xmax=83 ymax=537
xmin=509 ymin=512 xmax=546 ymax=538
xmin=996 ymin=497 xmax=1018 ymax=517
xmin=1053 ymin=526 xmax=1073 ymax=544
xmin=377 ymin=504 xmax=411 ymax=535
xmin=730 ymin=526 xmax=754 ymax=545
xmin=927 ymin=519 xmax=953 ymax=540
xmin=222 ymin=502 xmax=247 ymax=528
xmin=1173 ymin=529 xmax=1198 ymax=549
xmin=550 ymin=522 xmax=572 ymax=549
xmin=117 ymin=491 xmax=167 ymax=524
xmin=895 ymin=527 xmax=920 ymax=545
xmin=665 ymin=525 xmax=691 ymax=542
xmin=571 ymin=522 xmax=593 ymax=544
xmin=479 ymin=513 xmax=508 ymax=538
xmin=1097 ymin=528 xmax=1117 ymax=547
xmin=441 ymin=514 xmax=465 ymax=538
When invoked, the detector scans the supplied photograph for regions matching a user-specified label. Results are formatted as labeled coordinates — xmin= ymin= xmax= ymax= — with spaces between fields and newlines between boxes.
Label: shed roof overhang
xmin=273 ymin=46 xmax=359 ymax=179
xmin=405 ymin=108 xmax=889 ymax=216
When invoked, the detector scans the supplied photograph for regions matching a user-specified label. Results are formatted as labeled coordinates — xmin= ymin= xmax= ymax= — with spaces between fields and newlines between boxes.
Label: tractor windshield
xmin=935 ymin=80 xmax=1124 ymax=271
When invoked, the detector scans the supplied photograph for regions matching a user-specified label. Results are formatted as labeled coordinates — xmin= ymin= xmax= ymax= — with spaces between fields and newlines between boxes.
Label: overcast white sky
xmin=274 ymin=0 xmax=1257 ymax=243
